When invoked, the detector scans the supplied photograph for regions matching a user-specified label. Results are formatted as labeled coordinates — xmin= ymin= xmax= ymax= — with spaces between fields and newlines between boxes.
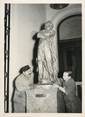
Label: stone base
xmin=26 ymin=84 xmax=58 ymax=113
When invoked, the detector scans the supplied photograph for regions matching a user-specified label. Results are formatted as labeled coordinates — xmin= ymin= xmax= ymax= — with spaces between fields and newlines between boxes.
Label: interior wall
xmin=46 ymin=4 xmax=81 ymax=21
xmin=9 ymin=4 xmax=46 ymax=112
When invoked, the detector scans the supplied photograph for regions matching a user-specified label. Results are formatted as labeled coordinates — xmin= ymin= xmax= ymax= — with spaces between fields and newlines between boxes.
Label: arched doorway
xmin=57 ymin=14 xmax=82 ymax=99
xmin=57 ymin=14 xmax=82 ymax=81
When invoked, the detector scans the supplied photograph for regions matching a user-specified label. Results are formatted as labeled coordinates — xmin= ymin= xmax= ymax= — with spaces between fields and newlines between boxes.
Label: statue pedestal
xmin=26 ymin=84 xmax=58 ymax=113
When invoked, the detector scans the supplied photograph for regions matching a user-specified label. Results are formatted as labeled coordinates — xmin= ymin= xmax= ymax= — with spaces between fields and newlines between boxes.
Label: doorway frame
xmin=57 ymin=14 xmax=82 ymax=81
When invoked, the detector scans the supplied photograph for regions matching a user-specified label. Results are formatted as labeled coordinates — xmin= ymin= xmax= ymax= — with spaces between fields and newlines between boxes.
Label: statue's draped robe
xmin=38 ymin=31 xmax=58 ymax=84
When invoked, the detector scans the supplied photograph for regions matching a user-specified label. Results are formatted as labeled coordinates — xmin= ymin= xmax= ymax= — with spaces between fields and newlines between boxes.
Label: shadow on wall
xmin=32 ymin=33 xmax=39 ymax=84
xmin=32 ymin=23 xmax=45 ymax=84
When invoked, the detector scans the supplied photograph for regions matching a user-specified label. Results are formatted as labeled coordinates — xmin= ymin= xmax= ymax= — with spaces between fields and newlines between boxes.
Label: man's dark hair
xmin=67 ymin=71 xmax=72 ymax=77
xmin=19 ymin=65 xmax=30 ymax=74
xmin=58 ymin=72 xmax=63 ymax=78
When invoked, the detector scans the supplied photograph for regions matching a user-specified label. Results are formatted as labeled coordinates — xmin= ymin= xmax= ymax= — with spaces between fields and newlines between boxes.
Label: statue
xmin=37 ymin=21 xmax=58 ymax=84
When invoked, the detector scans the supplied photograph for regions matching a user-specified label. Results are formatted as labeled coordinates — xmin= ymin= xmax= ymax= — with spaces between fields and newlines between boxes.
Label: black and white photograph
xmin=0 ymin=1 xmax=84 ymax=115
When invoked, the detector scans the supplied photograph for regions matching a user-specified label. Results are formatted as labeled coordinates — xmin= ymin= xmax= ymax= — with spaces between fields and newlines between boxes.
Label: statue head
xmin=45 ymin=20 xmax=54 ymax=31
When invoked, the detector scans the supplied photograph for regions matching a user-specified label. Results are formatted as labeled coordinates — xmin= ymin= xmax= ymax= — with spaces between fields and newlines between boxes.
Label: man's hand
xmin=53 ymin=83 xmax=59 ymax=88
